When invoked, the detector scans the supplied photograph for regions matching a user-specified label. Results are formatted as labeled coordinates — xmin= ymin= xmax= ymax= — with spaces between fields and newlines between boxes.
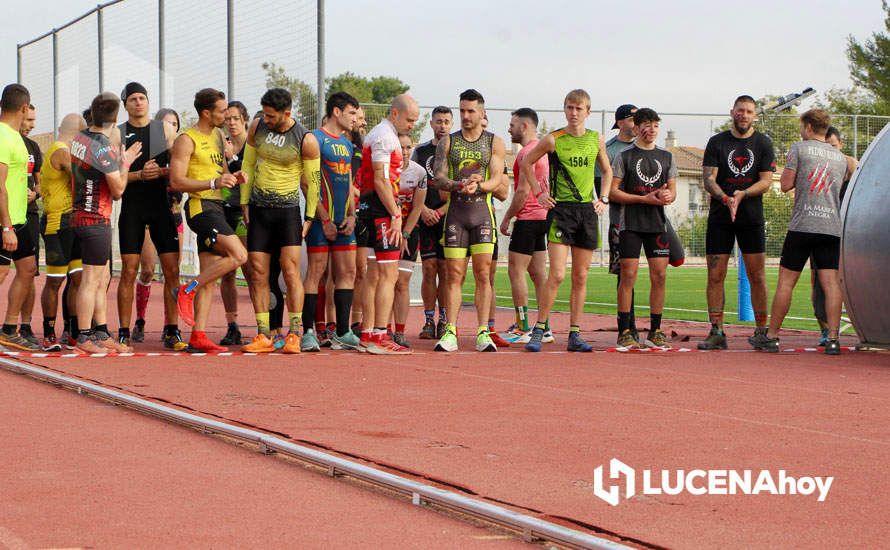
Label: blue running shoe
xmin=567 ymin=331 xmax=593 ymax=352
xmin=525 ymin=327 xmax=544 ymax=352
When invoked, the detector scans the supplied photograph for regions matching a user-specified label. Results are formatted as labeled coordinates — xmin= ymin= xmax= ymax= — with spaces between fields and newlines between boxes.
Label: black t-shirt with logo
xmin=703 ymin=130 xmax=776 ymax=225
xmin=412 ymin=140 xmax=445 ymax=209
xmin=612 ymin=144 xmax=677 ymax=234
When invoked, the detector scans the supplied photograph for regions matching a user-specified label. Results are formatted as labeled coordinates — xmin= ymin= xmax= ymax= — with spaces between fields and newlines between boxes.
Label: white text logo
xmin=593 ymin=458 xmax=833 ymax=506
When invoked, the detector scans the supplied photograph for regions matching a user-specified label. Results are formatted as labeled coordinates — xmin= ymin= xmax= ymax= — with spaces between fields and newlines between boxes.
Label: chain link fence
xmin=391 ymin=105 xmax=888 ymax=266
xmin=17 ymin=0 xmax=889 ymax=274
xmin=17 ymin=0 xmax=319 ymax=275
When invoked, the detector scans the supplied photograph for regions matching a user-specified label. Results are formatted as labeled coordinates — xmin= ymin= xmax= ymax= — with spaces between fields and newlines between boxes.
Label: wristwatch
xmin=2 ymin=226 xmax=12 ymax=233
xmin=600 ymin=196 xmax=609 ymax=205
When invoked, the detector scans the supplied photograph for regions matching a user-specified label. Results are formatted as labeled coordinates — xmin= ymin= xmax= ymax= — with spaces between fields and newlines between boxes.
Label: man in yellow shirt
xmin=170 ymin=88 xmax=248 ymax=352
xmin=39 ymin=113 xmax=86 ymax=352
xmin=238 ymin=88 xmax=320 ymax=354
xmin=0 ymin=84 xmax=40 ymax=351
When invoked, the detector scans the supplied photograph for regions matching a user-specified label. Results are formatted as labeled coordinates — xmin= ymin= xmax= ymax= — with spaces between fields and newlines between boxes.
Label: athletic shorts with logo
xmin=41 ymin=212 xmax=82 ymax=276
xmin=418 ymin=220 xmax=444 ymax=260
xmin=306 ymin=220 xmax=357 ymax=254
xmin=441 ymin=200 xmax=495 ymax=259
xmin=118 ymin=199 xmax=180 ymax=255
xmin=548 ymin=202 xmax=598 ymax=250
xmin=618 ymin=230 xmax=670 ymax=259
xmin=246 ymin=205 xmax=302 ymax=253
xmin=355 ymin=214 xmax=400 ymax=262
xmin=780 ymin=231 xmax=840 ymax=272
xmin=509 ymin=219 xmax=548 ymax=256
xmin=0 ymin=223 xmax=37 ymax=266
xmin=706 ymin=223 xmax=766 ymax=255
xmin=185 ymin=199 xmax=235 ymax=254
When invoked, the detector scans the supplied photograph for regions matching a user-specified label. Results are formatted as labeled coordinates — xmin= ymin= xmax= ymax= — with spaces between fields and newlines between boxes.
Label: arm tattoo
xmin=702 ymin=166 xmax=721 ymax=198
xmin=430 ymin=134 xmax=460 ymax=191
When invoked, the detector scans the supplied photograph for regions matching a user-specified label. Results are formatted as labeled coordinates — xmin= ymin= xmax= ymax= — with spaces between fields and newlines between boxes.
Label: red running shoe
xmin=175 ymin=284 xmax=196 ymax=327
xmin=188 ymin=331 xmax=227 ymax=353
xmin=488 ymin=331 xmax=511 ymax=348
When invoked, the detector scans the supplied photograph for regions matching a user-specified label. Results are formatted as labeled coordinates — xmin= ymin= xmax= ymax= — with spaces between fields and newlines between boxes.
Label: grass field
xmin=463 ymin=265 xmax=837 ymax=332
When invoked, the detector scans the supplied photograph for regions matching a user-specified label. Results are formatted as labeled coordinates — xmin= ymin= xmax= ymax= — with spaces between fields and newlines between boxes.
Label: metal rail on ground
xmin=0 ymin=357 xmax=633 ymax=550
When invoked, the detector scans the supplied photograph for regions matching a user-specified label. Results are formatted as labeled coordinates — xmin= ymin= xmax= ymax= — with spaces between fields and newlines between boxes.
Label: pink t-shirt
xmin=513 ymin=139 xmax=549 ymax=221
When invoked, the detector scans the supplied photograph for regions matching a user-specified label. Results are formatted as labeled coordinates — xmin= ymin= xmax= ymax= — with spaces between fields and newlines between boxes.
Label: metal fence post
xmin=97 ymin=6 xmax=104 ymax=91
xmin=158 ymin=0 xmax=165 ymax=106
xmin=317 ymin=0 xmax=325 ymax=126
xmin=852 ymin=114 xmax=858 ymax=157
xmin=16 ymin=45 xmax=21 ymax=84
xmin=52 ymin=30 xmax=58 ymax=139
xmin=227 ymin=0 xmax=234 ymax=99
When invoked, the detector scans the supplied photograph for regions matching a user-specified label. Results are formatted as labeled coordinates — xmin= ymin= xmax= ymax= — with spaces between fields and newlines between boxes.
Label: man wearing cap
xmin=115 ymin=82 xmax=186 ymax=350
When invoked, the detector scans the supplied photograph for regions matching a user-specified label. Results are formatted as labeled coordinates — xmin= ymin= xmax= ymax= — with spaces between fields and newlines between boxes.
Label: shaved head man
xmin=354 ymin=93 xmax=419 ymax=354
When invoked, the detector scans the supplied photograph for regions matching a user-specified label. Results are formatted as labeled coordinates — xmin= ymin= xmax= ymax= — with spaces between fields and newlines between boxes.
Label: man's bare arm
xmin=702 ymin=166 xmax=726 ymax=200
xmin=779 ymin=168 xmax=796 ymax=193
xmin=520 ymin=134 xmax=554 ymax=197
xmin=169 ymin=134 xmax=225 ymax=193
xmin=479 ymin=136 xmax=507 ymax=195
xmin=429 ymin=134 xmax=463 ymax=192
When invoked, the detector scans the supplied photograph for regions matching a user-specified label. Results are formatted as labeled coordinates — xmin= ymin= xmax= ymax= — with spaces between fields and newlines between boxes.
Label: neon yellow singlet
xmin=40 ymin=141 xmax=73 ymax=233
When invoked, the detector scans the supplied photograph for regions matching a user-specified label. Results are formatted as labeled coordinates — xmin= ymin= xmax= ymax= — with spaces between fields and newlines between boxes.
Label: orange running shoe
xmin=240 ymin=333 xmax=276 ymax=353
xmin=281 ymin=332 xmax=301 ymax=354
xmin=175 ymin=284 xmax=196 ymax=327
xmin=188 ymin=331 xmax=228 ymax=353
xmin=367 ymin=335 xmax=412 ymax=355
xmin=75 ymin=337 xmax=106 ymax=355
xmin=96 ymin=335 xmax=133 ymax=353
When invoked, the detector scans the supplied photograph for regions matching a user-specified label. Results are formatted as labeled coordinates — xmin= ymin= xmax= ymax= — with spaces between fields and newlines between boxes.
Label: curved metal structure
xmin=840 ymin=123 xmax=890 ymax=347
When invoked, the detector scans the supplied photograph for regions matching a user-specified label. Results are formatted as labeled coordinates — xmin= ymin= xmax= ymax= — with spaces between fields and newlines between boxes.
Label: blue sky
xmin=2 ymin=0 xmax=884 ymax=145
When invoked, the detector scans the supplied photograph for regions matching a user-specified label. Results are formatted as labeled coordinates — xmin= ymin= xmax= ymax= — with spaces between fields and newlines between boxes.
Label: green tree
xmin=262 ymin=65 xmax=426 ymax=141
xmin=262 ymin=62 xmax=317 ymax=127
xmin=368 ymin=76 xmax=409 ymax=104
xmin=847 ymin=1 xmax=890 ymax=104
xmin=816 ymin=87 xmax=890 ymax=158
xmin=326 ymin=71 xmax=374 ymax=102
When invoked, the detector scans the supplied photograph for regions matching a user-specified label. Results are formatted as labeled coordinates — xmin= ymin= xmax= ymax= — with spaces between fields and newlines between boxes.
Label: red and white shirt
xmin=396 ymin=160 xmax=427 ymax=220
xmin=357 ymin=118 xmax=402 ymax=218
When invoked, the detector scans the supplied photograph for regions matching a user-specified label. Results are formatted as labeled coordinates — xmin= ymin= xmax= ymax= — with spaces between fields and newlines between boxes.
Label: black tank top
xmin=120 ymin=120 xmax=170 ymax=204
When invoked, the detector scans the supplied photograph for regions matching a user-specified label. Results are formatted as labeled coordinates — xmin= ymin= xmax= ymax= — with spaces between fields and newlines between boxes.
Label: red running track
xmin=4 ymin=276 xmax=889 ymax=548
xmin=0 ymin=365 xmax=524 ymax=548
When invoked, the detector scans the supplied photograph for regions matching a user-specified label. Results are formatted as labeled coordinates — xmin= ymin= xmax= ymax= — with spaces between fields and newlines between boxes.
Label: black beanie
xmin=121 ymin=82 xmax=148 ymax=102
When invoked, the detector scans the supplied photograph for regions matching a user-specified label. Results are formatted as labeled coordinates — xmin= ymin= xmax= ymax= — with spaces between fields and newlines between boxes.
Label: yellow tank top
xmin=40 ymin=141 xmax=73 ymax=233
xmin=184 ymin=127 xmax=225 ymax=202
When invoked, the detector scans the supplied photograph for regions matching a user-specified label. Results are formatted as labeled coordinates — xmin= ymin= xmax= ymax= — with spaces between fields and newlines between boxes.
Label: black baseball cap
xmin=612 ymin=104 xmax=637 ymax=129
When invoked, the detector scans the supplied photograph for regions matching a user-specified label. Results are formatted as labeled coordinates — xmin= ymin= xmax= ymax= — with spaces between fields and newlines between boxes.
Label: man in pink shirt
xmin=499 ymin=108 xmax=549 ymax=343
